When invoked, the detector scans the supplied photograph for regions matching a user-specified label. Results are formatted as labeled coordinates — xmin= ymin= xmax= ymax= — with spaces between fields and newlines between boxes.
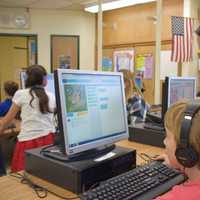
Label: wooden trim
xmin=103 ymin=40 xmax=172 ymax=49
xmin=50 ymin=35 xmax=80 ymax=72
xmin=0 ymin=33 xmax=37 ymax=37
xmin=177 ymin=62 xmax=182 ymax=76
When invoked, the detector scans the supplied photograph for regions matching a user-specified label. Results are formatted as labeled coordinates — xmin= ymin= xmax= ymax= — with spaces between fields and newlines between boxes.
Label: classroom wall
xmin=103 ymin=0 xmax=183 ymax=46
xmin=0 ymin=8 xmax=96 ymax=72
xmin=102 ymin=0 xmax=183 ymax=104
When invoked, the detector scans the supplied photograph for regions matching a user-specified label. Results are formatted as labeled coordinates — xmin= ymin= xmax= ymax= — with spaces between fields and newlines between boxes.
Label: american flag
xmin=171 ymin=16 xmax=193 ymax=62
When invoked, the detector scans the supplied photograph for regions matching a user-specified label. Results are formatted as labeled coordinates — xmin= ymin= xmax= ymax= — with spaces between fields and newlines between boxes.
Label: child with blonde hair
xmin=155 ymin=100 xmax=200 ymax=199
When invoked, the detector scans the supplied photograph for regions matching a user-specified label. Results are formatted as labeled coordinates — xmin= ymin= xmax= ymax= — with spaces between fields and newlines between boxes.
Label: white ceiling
xmin=0 ymin=0 xmax=117 ymax=10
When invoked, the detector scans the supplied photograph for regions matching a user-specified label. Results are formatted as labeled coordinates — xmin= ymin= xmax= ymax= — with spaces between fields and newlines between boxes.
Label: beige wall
xmin=0 ymin=9 xmax=96 ymax=72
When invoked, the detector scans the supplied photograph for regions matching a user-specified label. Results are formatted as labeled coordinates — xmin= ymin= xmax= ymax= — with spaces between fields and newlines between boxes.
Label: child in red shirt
xmin=155 ymin=100 xmax=200 ymax=200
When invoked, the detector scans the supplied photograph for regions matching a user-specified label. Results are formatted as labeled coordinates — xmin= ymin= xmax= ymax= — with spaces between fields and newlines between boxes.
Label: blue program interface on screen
xmin=45 ymin=74 xmax=55 ymax=95
xmin=20 ymin=72 xmax=55 ymax=95
xmin=61 ymin=73 xmax=126 ymax=148
xmin=169 ymin=79 xmax=195 ymax=106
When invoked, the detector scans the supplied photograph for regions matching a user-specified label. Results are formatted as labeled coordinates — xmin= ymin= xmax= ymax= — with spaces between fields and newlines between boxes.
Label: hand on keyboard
xmin=153 ymin=154 xmax=171 ymax=166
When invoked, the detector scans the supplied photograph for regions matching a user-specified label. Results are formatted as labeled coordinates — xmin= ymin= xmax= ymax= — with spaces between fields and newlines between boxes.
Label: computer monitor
xmin=19 ymin=71 xmax=55 ymax=95
xmin=54 ymin=69 xmax=128 ymax=156
xmin=162 ymin=76 xmax=196 ymax=119
xmin=20 ymin=71 xmax=27 ymax=89
xmin=44 ymin=74 xmax=55 ymax=95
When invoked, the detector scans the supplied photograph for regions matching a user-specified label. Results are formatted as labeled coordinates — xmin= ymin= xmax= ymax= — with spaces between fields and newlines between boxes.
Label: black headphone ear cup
xmin=175 ymin=146 xmax=199 ymax=168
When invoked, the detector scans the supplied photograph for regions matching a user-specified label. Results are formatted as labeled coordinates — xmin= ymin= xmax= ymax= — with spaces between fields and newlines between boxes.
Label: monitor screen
xmin=55 ymin=69 xmax=128 ymax=155
xmin=167 ymin=77 xmax=196 ymax=107
xmin=20 ymin=72 xmax=55 ymax=95
xmin=44 ymin=74 xmax=55 ymax=95
xmin=20 ymin=71 xmax=27 ymax=89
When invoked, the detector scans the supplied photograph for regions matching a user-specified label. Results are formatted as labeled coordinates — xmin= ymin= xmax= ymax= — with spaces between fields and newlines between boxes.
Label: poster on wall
xmin=144 ymin=55 xmax=153 ymax=79
xmin=59 ymin=55 xmax=71 ymax=69
xmin=135 ymin=54 xmax=153 ymax=79
xmin=135 ymin=55 xmax=145 ymax=72
xmin=113 ymin=49 xmax=134 ymax=72
xmin=102 ymin=57 xmax=113 ymax=71
xmin=160 ymin=50 xmax=177 ymax=80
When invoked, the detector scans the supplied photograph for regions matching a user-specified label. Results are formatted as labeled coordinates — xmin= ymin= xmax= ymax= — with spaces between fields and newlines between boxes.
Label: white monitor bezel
xmin=167 ymin=76 xmax=197 ymax=108
xmin=56 ymin=69 xmax=129 ymax=156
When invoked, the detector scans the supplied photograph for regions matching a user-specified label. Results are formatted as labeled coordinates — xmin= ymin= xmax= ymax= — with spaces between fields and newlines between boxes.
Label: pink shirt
xmin=155 ymin=180 xmax=200 ymax=200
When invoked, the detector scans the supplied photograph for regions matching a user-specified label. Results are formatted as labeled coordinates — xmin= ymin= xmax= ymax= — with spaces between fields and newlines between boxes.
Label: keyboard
xmin=146 ymin=113 xmax=162 ymax=124
xmin=144 ymin=122 xmax=165 ymax=131
xmin=81 ymin=161 xmax=186 ymax=200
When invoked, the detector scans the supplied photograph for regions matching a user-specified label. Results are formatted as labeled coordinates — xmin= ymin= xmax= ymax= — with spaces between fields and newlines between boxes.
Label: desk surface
xmin=0 ymin=140 xmax=165 ymax=200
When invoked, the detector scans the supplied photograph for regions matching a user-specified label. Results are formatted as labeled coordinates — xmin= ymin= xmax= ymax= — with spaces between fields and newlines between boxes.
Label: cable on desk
xmin=9 ymin=172 xmax=80 ymax=200
xmin=137 ymin=152 xmax=159 ymax=165
xmin=39 ymin=144 xmax=57 ymax=155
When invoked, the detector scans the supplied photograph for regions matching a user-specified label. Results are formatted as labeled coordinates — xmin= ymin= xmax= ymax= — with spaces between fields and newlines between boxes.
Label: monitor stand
xmin=41 ymin=144 xmax=116 ymax=162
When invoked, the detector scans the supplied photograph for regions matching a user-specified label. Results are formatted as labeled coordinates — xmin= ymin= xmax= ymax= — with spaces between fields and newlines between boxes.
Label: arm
xmin=0 ymin=103 xmax=20 ymax=134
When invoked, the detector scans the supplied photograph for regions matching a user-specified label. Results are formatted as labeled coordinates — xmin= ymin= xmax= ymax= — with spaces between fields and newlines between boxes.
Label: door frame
xmin=0 ymin=33 xmax=38 ymax=64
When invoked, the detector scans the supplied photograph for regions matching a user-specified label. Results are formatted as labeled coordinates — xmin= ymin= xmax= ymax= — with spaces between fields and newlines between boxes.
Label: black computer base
xmin=25 ymin=145 xmax=136 ymax=194
xmin=40 ymin=144 xmax=116 ymax=162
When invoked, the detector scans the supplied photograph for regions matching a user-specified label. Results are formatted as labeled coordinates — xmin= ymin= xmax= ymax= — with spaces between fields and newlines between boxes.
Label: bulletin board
xmin=51 ymin=35 xmax=79 ymax=72
xmin=113 ymin=49 xmax=134 ymax=72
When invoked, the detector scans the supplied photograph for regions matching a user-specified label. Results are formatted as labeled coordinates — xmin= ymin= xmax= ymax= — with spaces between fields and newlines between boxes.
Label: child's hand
xmin=153 ymin=154 xmax=171 ymax=166
xmin=0 ymin=120 xmax=3 ymax=134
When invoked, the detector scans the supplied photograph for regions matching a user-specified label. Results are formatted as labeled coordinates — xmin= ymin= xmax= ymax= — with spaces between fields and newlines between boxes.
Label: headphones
xmin=175 ymin=100 xmax=200 ymax=168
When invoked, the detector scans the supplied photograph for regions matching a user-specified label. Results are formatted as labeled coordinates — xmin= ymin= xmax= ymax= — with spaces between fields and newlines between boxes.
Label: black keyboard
xmin=144 ymin=122 xmax=165 ymax=131
xmin=81 ymin=161 xmax=186 ymax=200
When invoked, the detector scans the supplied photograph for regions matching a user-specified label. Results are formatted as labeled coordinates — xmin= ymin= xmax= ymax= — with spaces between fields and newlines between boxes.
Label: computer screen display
xmin=20 ymin=71 xmax=27 ymax=89
xmin=167 ymin=77 xmax=196 ymax=107
xmin=20 ymin=71 xmax=55 ymax=95
xmin=55 ymin=69 xmax=128 ymax=155
xmin=44 ymin=74 xmax=55 ymax=95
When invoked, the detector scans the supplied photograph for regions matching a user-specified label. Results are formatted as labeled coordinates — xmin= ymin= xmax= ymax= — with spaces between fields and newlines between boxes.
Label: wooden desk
xmin=0 ymin=140 xmax=165 ymax=200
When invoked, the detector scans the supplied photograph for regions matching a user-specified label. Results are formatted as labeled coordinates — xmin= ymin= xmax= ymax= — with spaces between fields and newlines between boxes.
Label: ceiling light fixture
xmin=84 ymin=0 xmax=156 ymax=13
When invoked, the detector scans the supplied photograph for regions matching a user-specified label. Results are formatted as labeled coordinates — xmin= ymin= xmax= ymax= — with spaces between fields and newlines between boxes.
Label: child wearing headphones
xmin=155 ymin=100 xmax=200 ymax=199
xmin=0 ymin=65 xmax=55 ymax=172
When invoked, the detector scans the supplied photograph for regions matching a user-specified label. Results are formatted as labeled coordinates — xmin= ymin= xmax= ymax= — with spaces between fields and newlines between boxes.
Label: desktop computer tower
xmin=25 ymin=145 xmax=136 ymax=194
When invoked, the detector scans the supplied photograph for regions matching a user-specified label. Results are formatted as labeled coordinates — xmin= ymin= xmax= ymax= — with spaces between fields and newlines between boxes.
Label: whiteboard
xmin=160 ymin=50 xmax=178 ymax=80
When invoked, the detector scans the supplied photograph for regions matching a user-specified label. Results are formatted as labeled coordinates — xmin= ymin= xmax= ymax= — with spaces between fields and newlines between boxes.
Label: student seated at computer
xmin=120 ymin=69 xmax=149 ymax=124
xmin=0 ymin=65 xmax=56 ymax=172
xmin=155 ymin=100 xmax=200 ymax=200
xmin=0 ymin=81 xmax=19 ymax=117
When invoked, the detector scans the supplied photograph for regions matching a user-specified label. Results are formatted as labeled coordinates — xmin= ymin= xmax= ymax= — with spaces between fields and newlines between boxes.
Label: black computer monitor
xmin=162 ymin=76 xmax=196 ymax=119
xmin=54 ymin=69 xmax=128 ymax=157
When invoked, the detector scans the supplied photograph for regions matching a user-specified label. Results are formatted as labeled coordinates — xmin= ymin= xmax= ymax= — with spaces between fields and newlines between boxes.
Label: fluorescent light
xmin=85 ymin=0 xmax=156 ymax=13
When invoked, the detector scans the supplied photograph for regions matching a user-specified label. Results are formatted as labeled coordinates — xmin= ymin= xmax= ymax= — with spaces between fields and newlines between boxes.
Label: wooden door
xmin=0 ymin=36 xmax=28 ymax=100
